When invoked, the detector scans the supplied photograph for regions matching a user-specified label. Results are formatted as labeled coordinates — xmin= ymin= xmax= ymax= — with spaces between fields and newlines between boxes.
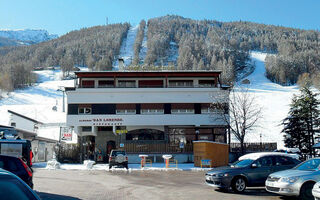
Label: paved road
xmin=33 ymin=169 xmax=295 ymax=200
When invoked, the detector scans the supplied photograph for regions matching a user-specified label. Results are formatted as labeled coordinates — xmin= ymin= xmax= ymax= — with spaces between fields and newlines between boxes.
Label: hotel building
xmin=65 ymin=71 xmax=230 ymax=163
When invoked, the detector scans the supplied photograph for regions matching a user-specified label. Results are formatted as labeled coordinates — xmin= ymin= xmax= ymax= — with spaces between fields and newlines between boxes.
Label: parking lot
xmin=33 ymin=169 xmax=295 ymax=200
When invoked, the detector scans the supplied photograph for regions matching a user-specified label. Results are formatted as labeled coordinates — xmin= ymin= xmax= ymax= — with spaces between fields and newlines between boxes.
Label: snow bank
xmin=35 ymin=162 xmax=212 ymax=172
xmin=83 ymin=160 xmax=95 ymax=169
xmin=46 ymin=159 xmax=61 ymax=170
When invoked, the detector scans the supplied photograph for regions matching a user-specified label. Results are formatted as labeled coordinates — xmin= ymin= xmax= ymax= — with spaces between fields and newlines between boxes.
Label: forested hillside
xmin=0 ymin=23 xmax=129 ymax=91
xmin=0 ymin=15 xmax=320 ymax=92
xmin=144 ymin=16 xmax=320 ymax=85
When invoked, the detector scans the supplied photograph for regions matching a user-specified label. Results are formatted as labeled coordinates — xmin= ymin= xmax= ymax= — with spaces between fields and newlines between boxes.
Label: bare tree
xmin=213 ymin=87 xmax=262 ymax=154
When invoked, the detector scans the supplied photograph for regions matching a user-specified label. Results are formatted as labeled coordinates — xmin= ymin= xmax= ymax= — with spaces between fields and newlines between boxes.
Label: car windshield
xmin=231 ymin=159 xmax=254 ymax=168
xmin=294 ymin=159 xmax=320 ymax=171
xmin=112 ymin=151 xmax=125 ymax=156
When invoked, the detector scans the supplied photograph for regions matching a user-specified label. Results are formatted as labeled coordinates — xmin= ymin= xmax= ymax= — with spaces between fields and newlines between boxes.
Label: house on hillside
xmin=65 ymin=70 xmax=230 ymax=163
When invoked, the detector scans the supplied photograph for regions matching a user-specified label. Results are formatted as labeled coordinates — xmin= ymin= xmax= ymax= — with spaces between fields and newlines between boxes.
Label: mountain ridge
xmin=0 ymin=29 xmax=58 ymax=45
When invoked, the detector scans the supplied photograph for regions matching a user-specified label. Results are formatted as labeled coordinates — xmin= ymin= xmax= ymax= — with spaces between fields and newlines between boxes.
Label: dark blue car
xmin=205 ymin=152 xmax=301 ymax=193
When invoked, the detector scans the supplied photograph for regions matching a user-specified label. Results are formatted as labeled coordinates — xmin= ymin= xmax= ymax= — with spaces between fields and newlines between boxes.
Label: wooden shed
xmin=193 ymin=141 xmax=229 ymax=167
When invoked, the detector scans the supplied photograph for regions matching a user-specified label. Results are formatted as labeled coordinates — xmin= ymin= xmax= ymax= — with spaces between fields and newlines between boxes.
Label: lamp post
xmin=57 ymin=87 xmax=65 ymax=112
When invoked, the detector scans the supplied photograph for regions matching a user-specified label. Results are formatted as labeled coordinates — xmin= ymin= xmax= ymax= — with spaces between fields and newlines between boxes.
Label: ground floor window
xmin=168 ymin=127 xmax=226 ymax=144
xmin=126 ymin=129 xmax=165 ymax=141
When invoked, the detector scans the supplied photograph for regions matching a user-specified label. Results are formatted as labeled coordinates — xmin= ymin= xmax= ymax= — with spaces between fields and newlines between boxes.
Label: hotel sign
xmin=79 ymin=118 xmax=123 ymax=126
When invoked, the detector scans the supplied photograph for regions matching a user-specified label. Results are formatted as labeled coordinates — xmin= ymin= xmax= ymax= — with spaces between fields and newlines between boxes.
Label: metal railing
xmin=123 ymin=142 xmax=277 ymax=154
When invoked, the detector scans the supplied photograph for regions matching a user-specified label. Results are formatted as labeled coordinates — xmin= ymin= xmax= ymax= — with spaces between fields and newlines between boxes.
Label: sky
xmin=0 ymin=0 xmax=319 ymax=36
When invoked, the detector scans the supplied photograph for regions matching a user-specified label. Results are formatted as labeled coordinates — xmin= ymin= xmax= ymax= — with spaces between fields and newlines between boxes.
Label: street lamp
xmin=57 ymin=87 xmax=65 ymax=112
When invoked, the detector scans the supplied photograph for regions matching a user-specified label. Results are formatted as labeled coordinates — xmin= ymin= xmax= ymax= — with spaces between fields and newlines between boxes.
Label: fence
xmin=123 ymin=143 xmax=193 ymax=153
xmin=230 ymin=142 xmax=277 ymax=153
xmin=123 ymin=142 xmax=277 ymax=154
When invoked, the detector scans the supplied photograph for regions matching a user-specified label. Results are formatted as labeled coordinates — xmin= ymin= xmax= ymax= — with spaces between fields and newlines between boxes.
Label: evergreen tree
xmin=282 ymin=85 xmax=320 ymax=156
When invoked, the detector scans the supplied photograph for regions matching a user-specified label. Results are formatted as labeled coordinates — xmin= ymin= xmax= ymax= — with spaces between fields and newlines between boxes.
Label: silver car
xmin=265 ymin=158 xmax=320 ymax=200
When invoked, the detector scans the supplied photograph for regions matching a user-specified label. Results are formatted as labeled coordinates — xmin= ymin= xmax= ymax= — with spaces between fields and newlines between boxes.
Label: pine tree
xmin=282 ymin=85 xmax=320 ymax=156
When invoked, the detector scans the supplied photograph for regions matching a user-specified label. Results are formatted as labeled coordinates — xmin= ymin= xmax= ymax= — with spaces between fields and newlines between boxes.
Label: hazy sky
xmin=0 ymin=0 xmax=319 ymax=35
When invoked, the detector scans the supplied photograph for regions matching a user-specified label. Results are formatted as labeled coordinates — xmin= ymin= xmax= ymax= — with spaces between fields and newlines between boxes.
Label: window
xmin=68 ymin=104 xmax=79 ymax=115
xmin=118 ymin=80 xmax=136 ymax=88
xmin=81 ymin=80 xmax=95 ymax=88
xmin=10 ymin=122 xmax=16 ymax=127
xmin=82 ymin=126 xmax=92 ymax=132
xmin=169 ymin=128 xmax=196 ymax=145
xmin=141 ymin=109 xmax=164 ymax=114
xmin=255 ymin=157 xmax=274 ymax=167
xmin=116 ymin=109 xmax=136 ymax=114
xmin=138 ymin=80 xmax=163 ymax=88
xmin=201 ymin=104 xmax=212 ymax=114
xmin=98 ymin=80 xmax=114 ymax=88
xmin=275 ymin=156 xmax=295 ymax=166
xmin=169 ymin=80 xmax=193 ymax=87
xmin=199 ymin=80 xmax=216 ymax=87
xmin=141 ymin=104 xmax=164 ymax=114
xmin=171 ymin=109 xmax=194 ymax=114
xmin=211 ymin=103 xmax=227 ymax=114
xmin=116 ymin=104 xmax=136 ymax=114
xmin=171 ymin=104 xmax=194 ymax=114
xmin=126 ymin=129 xmax=165 ymax=141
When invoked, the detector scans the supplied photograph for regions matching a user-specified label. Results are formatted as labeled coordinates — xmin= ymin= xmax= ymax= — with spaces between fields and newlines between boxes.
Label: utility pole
xmin=57 ymin=87 xmax=65 ymax=112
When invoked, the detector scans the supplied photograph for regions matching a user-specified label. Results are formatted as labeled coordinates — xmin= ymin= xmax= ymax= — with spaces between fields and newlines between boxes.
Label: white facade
xmin=65 ymin=71 xmax=230 ymax=161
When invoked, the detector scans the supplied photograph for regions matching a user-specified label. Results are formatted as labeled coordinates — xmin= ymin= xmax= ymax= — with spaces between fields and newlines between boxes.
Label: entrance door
xmin=106 ymin=141 xmax=116 ymax=161
xmin=38 ymin=142 xmax=46 ymax=162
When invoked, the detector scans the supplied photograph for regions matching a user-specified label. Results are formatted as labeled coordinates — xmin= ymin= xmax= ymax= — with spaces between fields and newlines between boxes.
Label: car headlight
xmin=217 ymin=173 xmax=229 ymax=178
xmin=281 ymin=176 xmax=299 ymax=183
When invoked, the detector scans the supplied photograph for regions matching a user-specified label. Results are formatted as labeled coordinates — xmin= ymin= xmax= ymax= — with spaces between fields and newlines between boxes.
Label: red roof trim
xmin=75 ymin=71 xmax=221 ymax=78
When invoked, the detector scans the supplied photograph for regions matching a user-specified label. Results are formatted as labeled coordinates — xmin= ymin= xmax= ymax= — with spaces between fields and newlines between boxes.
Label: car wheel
xmin=299 ymin=182 xmax=315 ymax=200
xmin=232 ymin=177 xmax=246 ymax=193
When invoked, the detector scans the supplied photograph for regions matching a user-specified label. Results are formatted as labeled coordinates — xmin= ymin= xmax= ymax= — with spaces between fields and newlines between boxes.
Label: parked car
xmin=109 ymin=150 xmax=128 ymax=169
xmin=0 ymin=138 xmax=33 ymax=167
xmin=266 ymin=158 xmax=320 ymax=200
xmin=0 ymin=154 xmax=33 ymax=188
xmin=0 ymin=169 xmax=40 ymax=200
xmin=205 ymin=152 xmax=301 ymax=193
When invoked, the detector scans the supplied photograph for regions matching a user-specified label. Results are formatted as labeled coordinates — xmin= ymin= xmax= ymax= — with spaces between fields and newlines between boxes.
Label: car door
xmin=273 ymin=156 xmax=296 ymax=172
xmin=246 ymin=156 xmax=274 ymax=186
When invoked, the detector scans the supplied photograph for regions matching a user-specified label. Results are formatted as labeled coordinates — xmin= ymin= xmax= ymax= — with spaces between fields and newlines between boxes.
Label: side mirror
xmin=251 ymin=163 xmax=258 ymax=168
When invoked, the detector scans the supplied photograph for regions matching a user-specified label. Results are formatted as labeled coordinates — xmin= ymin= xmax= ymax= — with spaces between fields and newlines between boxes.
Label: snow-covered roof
xmin=239 ymin=152 xmax=298 ymax=161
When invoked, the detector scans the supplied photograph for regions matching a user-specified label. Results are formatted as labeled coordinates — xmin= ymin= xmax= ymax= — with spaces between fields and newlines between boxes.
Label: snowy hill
xmin=237 ymin=52 xmax=299 ymax=148
xmin=114 ymin=25 xmax=138 ymax=68
xmin=0 ymin=29 xmax=58 ymax=44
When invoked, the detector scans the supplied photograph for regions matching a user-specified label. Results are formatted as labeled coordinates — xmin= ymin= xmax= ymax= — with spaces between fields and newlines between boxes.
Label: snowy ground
xmin=237 ymin=52 xmax=299 ymax=147
xmin=114 ymin=25 xmax=138 ymax=68
xmin=33 ymin=162 xmax=212 ymax=172
xmin=138 ymin=27 xmax=148 ymax=63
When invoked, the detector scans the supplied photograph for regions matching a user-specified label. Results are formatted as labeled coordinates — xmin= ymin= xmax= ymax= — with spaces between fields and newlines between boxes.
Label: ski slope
xmin=237 ymin=52 xmax=299 ymax=147
xmin=114 ymin=25 xmax=138 ymax=68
